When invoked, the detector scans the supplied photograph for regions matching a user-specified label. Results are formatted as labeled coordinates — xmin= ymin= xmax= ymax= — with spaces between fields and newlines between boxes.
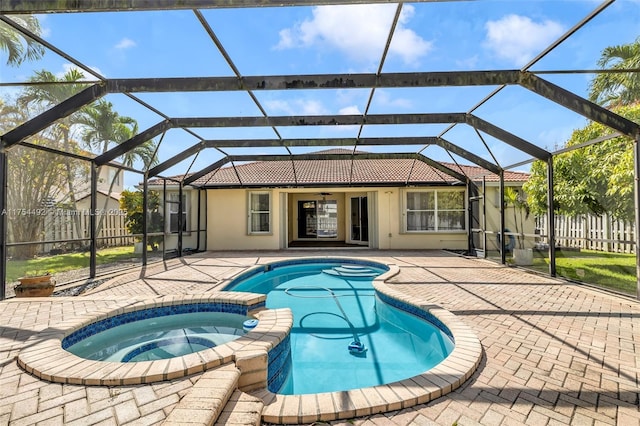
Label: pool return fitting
xmin=284 ymin=285 xmax=367 ymax=356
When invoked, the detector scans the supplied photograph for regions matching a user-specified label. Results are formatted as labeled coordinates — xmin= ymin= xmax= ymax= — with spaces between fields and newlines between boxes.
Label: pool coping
xmin=249 ymin=263 xmax=483 ymax=424
xmin=16 ymin=293 xmax=293 ymax=386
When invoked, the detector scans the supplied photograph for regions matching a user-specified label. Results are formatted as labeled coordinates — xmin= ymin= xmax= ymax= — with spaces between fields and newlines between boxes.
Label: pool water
xmin=227 ymin=262 xmax=454 ymax=394
xmin=66 ymin=312 xmax=248 ymax=362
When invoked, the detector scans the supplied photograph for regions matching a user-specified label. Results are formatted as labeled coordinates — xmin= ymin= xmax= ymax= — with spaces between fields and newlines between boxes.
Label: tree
xmin=17 ymin=69 xmax=90 ymax=240
xmin=504 ymin=187 xmax=529 ymax=250
xmin=120 ymin=189 xmax=163 ymax=250
xmin=76 ymin=100 xmax=158 ymax=236
xmin=0 ymin=101 xmax=67 ymax=259
xmin=0 ymin=15 xmax=45 ymax=66
xmin=523 ymin=103 xmax=640 ymax=222
xmin=589 ymin=36 xmax=640 ymax=107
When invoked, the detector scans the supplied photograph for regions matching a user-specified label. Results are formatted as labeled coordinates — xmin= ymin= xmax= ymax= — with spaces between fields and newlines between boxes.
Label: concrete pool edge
xmin=254 ymin=265 xmax=483 ymax=424
xmin=16 ymin=293 xmax=294 ymax=387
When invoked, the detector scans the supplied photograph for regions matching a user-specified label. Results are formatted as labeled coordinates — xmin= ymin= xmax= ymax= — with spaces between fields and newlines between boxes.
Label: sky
xmin=1 ymin=0 xmax=640 ymax=189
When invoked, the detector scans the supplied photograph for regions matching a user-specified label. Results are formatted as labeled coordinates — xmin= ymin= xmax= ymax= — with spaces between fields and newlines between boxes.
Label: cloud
xmin=265 ymin=99 xmax=328 ymax=115
xmin=483 ymin=14 xmax=565 ymax=66
xmin=275 ymin=4 xmax=431 ymax=66
xmin=374 ymin=90 xmax=413 ymax=109
xmin=339 ymin=105 xmax=362 ymax=115
xmin=114 ymin=37 xmax=136 ymax=50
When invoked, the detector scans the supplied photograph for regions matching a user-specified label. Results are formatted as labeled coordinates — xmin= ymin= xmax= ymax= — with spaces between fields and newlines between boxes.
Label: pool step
xmin=162 ymin=363 xmax=241 ymax=426
xmin=322 ymin=265 xmax=379 ymax=278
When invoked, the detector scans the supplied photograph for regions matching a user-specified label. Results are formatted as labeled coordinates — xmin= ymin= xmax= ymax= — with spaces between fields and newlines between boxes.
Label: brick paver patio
xmin=0 ymin=250 xmax=638 ymax=425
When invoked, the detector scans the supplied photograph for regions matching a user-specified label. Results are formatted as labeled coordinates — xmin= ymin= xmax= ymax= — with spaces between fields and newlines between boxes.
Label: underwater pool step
xmin=322 ymin=266 xmax=379 ymax=277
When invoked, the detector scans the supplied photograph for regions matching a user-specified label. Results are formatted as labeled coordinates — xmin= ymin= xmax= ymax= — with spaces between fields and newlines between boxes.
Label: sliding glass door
xmin=297 ymin=200 xmax=338 ymax=239
xmin=350 ymin=196 xmax=368 ymax=244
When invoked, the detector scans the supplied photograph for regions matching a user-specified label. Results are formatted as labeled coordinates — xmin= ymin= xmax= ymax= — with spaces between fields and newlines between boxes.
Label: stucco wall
xmin=206 ymin=187 xmax=475 ymax=251
xmin=483 ymin=185 xmax=537 ymax=251
xmin=208 ymin=189 xmax=281 ymax=250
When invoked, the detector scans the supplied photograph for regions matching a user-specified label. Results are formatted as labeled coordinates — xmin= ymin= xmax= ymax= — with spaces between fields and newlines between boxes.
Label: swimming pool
xmin=225 ymin=259 xmax=455 ymax=395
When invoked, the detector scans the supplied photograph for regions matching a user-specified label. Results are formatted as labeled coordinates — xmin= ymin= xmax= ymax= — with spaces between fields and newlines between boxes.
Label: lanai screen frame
xmin=0 ymin=0 xmax=639 ymax=301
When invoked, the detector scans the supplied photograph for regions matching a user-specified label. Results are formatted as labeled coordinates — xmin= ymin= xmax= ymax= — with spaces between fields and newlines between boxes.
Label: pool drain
xmin=285 ymin=285 xmax=366 ymax=356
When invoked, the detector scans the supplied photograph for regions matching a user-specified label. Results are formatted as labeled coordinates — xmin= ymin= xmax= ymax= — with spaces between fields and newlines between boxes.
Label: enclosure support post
xmin=204 ymin=189 xmax=208 ymax=251
xmin=162 ymin=180 xmax=167 ymax=260
xmin=89 ymin=163 xmax=97 ymax=278
xmin=467 ymin=179 xmax=474 ymax=254
xmin=634 ymin=136 xmax=640 ymax=300
xmin=177 ymin=184 xmax=183 ymax=257
xmin=196 ymin=188 xmax=202 ymax=251
xmin=0 ymin=151 xmax=7 ymax=301
xmin=142 ymin=174 xmax=148 ymax=266
xmin=482 ymin=177 xmax=487 ymax=258
xmin=499 ymin=170 xmax=506 ymax=264
xmin=547 ymin=156 xmax=556 ymax=277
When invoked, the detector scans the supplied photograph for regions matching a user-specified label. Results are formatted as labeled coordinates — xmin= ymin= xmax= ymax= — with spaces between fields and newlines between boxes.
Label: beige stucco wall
xmin=206 ymin=187 xmax=474 ymax=251
xmin=208 ymin=189 xmax=282 ymax=250
xmin=482 ymin=184 xmax=537 ymax=251
xmin=374 ymin=188 xmax=467 ymax=250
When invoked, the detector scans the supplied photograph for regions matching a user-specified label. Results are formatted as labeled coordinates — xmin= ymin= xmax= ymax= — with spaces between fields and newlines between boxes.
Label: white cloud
xmin=275 ymin=4 xmax=431 ymax=66
xmin=484 ymin=14 xmax=565 ymax=67
xmin=374 ymin=90 xmax=413 ymax=109
xmin=265 ymin=99 xmax=328 ymax=115
xmin=339 ymin=105 xmax=362 ymax=115
xmin=114 ymin=37 xmax=136 ymax=50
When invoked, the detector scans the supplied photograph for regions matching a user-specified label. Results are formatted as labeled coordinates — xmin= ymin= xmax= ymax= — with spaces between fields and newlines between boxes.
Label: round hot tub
xmin=64 ymin=310 xmax=249 ymax=362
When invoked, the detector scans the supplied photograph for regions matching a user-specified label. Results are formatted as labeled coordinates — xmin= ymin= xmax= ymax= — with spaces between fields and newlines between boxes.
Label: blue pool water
xmin=66 ymin=312 xmax=248 ymax=362
xmin=226 ymin=261 xmax=455 ymax=395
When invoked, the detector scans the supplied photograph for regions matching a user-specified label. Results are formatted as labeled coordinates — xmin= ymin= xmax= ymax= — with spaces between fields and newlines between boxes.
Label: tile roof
xmin=148 ymin=151 xmax=529 ymax=187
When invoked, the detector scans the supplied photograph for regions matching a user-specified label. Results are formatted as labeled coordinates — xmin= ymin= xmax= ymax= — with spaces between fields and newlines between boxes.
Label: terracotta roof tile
xmin=147 ymin=154 xmax=529 ymax=187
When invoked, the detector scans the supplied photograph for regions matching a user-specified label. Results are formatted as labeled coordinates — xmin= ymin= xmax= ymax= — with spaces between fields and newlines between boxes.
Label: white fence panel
xmin=536 ymin=214 xmax=635 ymax=254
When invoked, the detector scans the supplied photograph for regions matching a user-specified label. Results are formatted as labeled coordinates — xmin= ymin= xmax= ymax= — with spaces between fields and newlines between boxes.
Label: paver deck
xmin=1 ymin=250 xmax=638 ymax=425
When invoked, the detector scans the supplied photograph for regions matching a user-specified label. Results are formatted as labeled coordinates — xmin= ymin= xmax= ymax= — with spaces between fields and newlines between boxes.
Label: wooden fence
xmin=42 ymin=209 xmax=135 ymax=253
xmin=536 ymin=214 xmax=636 ymax=254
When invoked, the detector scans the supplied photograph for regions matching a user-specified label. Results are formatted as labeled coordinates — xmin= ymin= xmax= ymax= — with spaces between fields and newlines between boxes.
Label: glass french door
xmin=350 ymin=196 xmax=368 ymax=244
xmin=298 ymin=200 xmax=338 ymax=239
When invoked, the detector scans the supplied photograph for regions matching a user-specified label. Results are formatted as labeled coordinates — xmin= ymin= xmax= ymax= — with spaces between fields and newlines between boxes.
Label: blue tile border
xmin=62 ymin=301 xmax=265 ymax=349
xmin=376 ymin=292 xmax=454 ymax=340
xmin=267 ymin=334 xmax=292 ymax=392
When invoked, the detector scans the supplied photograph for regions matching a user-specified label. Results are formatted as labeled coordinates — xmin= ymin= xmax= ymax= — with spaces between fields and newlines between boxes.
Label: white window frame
xmin=167 ymin=193 xmax=189 ymax=234
xmin=247 ymin=191 xmax=272 ymax=235
xmin=401 ymin=188 xmax=466 ymax=233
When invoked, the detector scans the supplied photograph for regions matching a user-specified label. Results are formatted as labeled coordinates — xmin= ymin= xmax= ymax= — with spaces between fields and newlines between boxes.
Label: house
xmin=149 ymin=150 xmax=532 ymax=253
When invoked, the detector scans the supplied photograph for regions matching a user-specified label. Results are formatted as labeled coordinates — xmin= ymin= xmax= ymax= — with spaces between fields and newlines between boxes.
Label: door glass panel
xmin=351 ymin=197 xmax=361 ymax=241
xmin=360 ymin=197 xmax=369 ymax=242
xmin=317 ymin=200 xmax=337 ymax=237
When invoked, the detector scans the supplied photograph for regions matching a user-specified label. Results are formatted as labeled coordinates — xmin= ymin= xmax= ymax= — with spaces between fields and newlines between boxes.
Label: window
xmin=107 ymin=168 xmax=119 ymax=186
xmin=167 ymin=193 xmax=188 ymax=233
xmin=248 ymin=191 xmax=271 ymax=234
xmin=404 ymin=190 xmax=465 ymax=232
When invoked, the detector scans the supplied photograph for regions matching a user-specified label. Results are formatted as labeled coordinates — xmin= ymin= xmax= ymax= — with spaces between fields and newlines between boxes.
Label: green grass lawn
xmin=529 ymin=249 xmax=636 ymax=295
xmin=6 ymin=246 xmax=141 ymax=283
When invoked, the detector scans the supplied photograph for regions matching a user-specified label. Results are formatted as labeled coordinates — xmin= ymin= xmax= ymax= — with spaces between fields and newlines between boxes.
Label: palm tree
xmin=77 ymin=100 xmax=158 ymax=237
xmin=18 ymin=69 xmax=90 ymax=240
xmin=589 ymin=36 xmax=640 ymax=107
xmin=0 ymin=15 xmax=45 ymax=66
xmin=504 ymin=187 xmax=530 ymax=250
